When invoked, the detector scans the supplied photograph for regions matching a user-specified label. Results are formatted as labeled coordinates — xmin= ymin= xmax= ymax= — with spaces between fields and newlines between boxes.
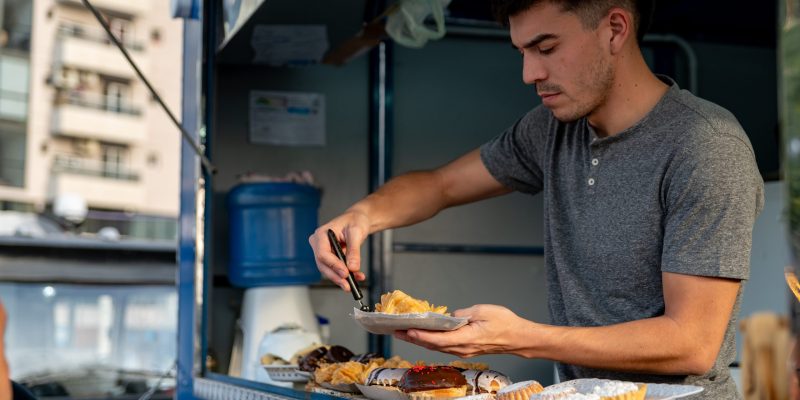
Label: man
xmin=308 ymin=0 xmax=764 ymax=398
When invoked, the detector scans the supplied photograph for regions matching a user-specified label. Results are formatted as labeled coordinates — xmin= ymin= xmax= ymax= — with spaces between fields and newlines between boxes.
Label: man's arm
xmin=309 ymin=149 xmax=511 ymax=290
xmin=397 ymin=272 xmax=739 ymax=375
xmin=0 ymin=300 xmax=11 ymax=400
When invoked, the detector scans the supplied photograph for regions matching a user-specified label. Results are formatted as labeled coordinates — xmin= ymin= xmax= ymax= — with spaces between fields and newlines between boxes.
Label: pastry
xmin=529 ymin=386 xmax=583 ymax=399
xmin=449 ymin=360 xmax=489 ymax=371
xmin=375 ymin=290 xmax=449 ymax=315
xmin=329 ymin=361 xmax=368 ymax=385
xmin=365 ymin=367 xmax=409 ymax=387
xmin=460 ymin=369 xmax=512 ymax=395
xmin=351 ymin=352 xmax=384 ymax=363
xmin=399 ymin=366 xmax=469 ymax=399
xmin=298 ymin=345 xmax=355 ymax=372
xmin=589 ymin=381 xmax=647 ymax=400
xmin=497 ymin=380 xmax=545 ymax=400
xmin=298 ymin=346 xmax=328 ymax=372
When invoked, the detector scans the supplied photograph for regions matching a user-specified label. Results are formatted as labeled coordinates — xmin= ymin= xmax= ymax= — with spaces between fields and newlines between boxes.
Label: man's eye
xmin=539 ymin=47 xmax=555 ymax=55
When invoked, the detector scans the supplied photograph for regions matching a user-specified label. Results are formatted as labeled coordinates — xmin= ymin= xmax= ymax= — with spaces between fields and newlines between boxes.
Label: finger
xmin=354 ymin=271 xmax=367 ymax=281
xmin=453 ymin=306 xmax=477 ymax=319
xmin=343 ymin=225 xmax=367 ymax=273
xmin=311 ymin=242 xmax=351 ymax=290
xmin=316 ymin=260 xmax=349 ymax=291
xmin=312 ymin=230 xmax=351 ymax=277
xmin=395 ymin=332 xmax=438 ymax=351
xmin=393 ymin=330 xmax=410 ymax=341
xmin=406 ymin=329 xmax=459 ymax=348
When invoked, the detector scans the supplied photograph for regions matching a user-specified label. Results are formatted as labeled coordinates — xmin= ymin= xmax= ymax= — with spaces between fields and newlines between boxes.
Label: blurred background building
xmin=0 ymin=1 xmax=182 ymax=397
xmin=0 ymin=0 xmax=181 ymax=241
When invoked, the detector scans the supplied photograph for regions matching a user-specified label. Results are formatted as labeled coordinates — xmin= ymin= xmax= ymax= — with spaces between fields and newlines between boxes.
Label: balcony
xmin=51 ymin=155 xmax=144 ymax=210
xmin=57 ymin=0 xmax=150 ymax=17
xmin=56 ymin=24 xmax=147 ymax=79
xmin=52 ymin=91 xmax=144 ymax=144
xmin=53 ymin=154 xmax=138 ymax=181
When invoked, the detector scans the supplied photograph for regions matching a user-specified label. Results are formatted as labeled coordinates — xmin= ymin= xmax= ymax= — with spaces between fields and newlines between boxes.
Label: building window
xmin=104 ymin=82 xmax=130 ymax=113
xmin=101 ymin=143 xmax=128 ymax=179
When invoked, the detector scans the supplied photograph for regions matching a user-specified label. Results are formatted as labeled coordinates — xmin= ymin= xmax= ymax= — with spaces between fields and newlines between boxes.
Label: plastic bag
xmin=385 ymin=0 xmax=452 ymax=48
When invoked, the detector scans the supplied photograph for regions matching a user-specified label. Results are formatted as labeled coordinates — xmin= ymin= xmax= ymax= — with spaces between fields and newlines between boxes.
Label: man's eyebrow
xmin=512 ymin=33 xmax=559 ymax=50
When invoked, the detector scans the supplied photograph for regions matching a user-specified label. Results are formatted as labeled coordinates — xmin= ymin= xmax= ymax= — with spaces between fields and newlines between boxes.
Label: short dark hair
xmin=491 ymin=0 xmax=654 ymax=43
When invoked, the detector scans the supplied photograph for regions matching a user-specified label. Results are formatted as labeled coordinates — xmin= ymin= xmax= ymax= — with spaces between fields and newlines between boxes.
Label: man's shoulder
xmin=662 ymin=88 xmax=750 ymax=148
xmin=520 ymin=104 xmax=555 ymax=125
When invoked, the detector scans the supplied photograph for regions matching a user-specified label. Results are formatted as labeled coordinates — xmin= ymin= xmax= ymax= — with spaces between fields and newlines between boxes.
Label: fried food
xmin=314 ymin=363 xmax=339 ymax=383
xmin=330 ymin=361 xmax=366 ymax=385
xmin=449 ymin=360 xmax=488 ymax=371
xmin=313 ymin=355 xmax=420 ymax=385
xmin=382 ymin=355 xmax=415 ymax=369
xmin=374 ymin=290 xmax=449 ymax=315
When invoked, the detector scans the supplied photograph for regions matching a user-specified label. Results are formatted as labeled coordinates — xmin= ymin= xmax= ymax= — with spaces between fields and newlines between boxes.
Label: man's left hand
xmin=393 ymin=304 xmax=533 ymax=358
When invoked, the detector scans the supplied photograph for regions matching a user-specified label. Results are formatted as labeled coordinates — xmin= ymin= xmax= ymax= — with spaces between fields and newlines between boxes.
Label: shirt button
xmin=588 ymin=178 xmax=595 ymax=186
xmin=591 ymin=158 xmax=599 ymax=166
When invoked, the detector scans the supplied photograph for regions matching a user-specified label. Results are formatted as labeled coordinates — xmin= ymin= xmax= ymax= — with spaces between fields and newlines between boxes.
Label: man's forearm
xmin=349 ymin=171 xmax=451 ymax=233
xmin=517 ymin=317 xmax=716 ymax=376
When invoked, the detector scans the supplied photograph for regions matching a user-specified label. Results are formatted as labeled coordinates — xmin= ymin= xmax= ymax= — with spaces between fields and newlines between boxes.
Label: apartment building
xmin=0 ymin=0 xmax=182 ymax=239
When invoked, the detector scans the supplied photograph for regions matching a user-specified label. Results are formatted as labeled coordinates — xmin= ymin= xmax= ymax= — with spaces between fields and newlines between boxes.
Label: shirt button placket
xmin=588 ymin=155 xmax=599 ymax=188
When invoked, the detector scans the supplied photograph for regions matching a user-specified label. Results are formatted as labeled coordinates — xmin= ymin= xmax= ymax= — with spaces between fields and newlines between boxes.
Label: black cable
xmin=80 ymin=0 xmax=217 ymax=175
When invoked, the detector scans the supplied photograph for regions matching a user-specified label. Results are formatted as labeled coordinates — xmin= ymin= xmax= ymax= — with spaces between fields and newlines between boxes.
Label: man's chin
xmin=547 ymin=107 xmax=582 ymax=123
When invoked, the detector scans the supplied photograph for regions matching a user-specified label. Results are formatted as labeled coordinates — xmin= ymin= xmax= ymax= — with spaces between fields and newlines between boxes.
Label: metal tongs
xmin=327 ymin=229 xmax=371 ymax=312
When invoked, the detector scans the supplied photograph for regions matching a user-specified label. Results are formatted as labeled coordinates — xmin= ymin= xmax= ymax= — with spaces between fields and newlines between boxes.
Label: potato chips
xmin=374 ymin=290 xmax=448 ymax=315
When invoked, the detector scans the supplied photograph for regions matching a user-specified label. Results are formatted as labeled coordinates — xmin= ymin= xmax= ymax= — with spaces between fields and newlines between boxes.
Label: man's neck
xmin=587 ymin=52 xmax=669 ymax=138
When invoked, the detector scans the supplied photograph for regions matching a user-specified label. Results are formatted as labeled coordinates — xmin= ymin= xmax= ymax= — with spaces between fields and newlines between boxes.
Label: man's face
xmin=510 ymin=2 xmax=615 ymax=122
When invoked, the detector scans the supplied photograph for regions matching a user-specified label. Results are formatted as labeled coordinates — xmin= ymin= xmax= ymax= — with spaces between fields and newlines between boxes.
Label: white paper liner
xmin=310 ymin=386 xmax=368 ymax=398
xmin=261 ymin=364 xmax=312 ymax=382
xmin=356 ymin=384 xmax=494 ymax=400
xmin=357 ymin=384 xmax=409 ymax=400
xmin=353 ymin=308 xmax=469 ymax=335
xmin=546 ymin=379 xmax=703 ymax=400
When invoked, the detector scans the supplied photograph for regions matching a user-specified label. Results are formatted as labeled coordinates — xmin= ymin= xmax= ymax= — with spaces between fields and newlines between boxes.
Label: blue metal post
xmin=367 ymin=38 xmax=394 ymax=357
xmin=177 ymin=13 xmax=204 ymax=400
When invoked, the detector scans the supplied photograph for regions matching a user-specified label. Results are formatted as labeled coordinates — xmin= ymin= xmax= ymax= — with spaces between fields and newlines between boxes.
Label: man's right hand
xmin=309 ymin=210 xmax=370 ymax=291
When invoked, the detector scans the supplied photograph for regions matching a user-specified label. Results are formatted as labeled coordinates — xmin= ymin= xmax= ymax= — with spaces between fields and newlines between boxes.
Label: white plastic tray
xmin=310 ymin=386 xmax=368 ymax=398
xmin=549 ymin=379 xmax=703 ymax=400
xmin=353 ymin=308 xmax=469 ymax=335
xmin=261 ymin=365 xmax=312 ymax=382
xmin=320 ymin=381 xmax=361 ymax=393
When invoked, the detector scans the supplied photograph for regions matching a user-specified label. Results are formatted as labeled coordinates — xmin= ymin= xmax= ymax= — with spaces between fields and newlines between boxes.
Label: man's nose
xmin=522 ymin=54 xmax=547 ymax=85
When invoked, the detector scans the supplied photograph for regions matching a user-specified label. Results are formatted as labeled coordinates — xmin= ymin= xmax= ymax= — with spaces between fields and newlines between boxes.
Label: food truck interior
xmin=196 ymin=0 xmax=784 ymax=395
xmin=0 ymin=0 xmax=793 ymax=399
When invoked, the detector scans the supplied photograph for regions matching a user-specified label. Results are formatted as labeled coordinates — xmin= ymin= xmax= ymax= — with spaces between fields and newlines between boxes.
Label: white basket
xmin=261 ymin=365 xmax=312 ymax=382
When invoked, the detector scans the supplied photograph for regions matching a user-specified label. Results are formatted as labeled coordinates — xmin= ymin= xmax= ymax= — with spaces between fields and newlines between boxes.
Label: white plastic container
xmin=239 ymin=286 xmax=320 ymax=383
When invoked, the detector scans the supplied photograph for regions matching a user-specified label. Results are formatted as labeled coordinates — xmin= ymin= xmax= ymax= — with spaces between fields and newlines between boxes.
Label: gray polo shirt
xmin=480 ymin=77 xmax=764 ymax=399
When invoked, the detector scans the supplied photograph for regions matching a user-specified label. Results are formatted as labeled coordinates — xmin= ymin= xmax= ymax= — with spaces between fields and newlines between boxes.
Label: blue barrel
xmin=226 ymin=182 xmax=322 ymax=287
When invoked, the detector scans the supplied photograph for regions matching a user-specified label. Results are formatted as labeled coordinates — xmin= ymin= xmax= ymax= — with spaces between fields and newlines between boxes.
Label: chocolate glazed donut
xmin=398 ymin=366 xmax=468 ymax=393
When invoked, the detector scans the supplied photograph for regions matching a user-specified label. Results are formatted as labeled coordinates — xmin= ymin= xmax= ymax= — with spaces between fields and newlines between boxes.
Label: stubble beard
xmin=550 ymin=54 xmax=615 ymax=123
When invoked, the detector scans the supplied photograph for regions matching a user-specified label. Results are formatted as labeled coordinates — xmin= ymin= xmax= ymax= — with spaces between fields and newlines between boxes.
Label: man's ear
xmin=607 ymin=7 xmax=633 ymax=54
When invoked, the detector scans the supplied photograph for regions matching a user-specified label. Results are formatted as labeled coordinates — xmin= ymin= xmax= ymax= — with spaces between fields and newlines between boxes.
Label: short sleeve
xmin=661 ymin=133 xmax=765 ymax=280
xmin=480 ymin=106 xmax=550 ymax=195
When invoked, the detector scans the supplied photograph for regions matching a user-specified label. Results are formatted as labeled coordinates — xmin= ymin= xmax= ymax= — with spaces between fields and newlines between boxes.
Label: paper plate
xmin=353 ymin=308 xmax=469 ymax=335
xmin=548 ymin=379 xmax=703 ymax=400
xmin=356 ymin=384 xmax=409 ymax=400
xmin=320 ymin=381 xmax=361 ymax=393
xmin=261 ymin=365 xmax=311 ymax=382
xmin=356 ymin=384 xmax=494 ymax=400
